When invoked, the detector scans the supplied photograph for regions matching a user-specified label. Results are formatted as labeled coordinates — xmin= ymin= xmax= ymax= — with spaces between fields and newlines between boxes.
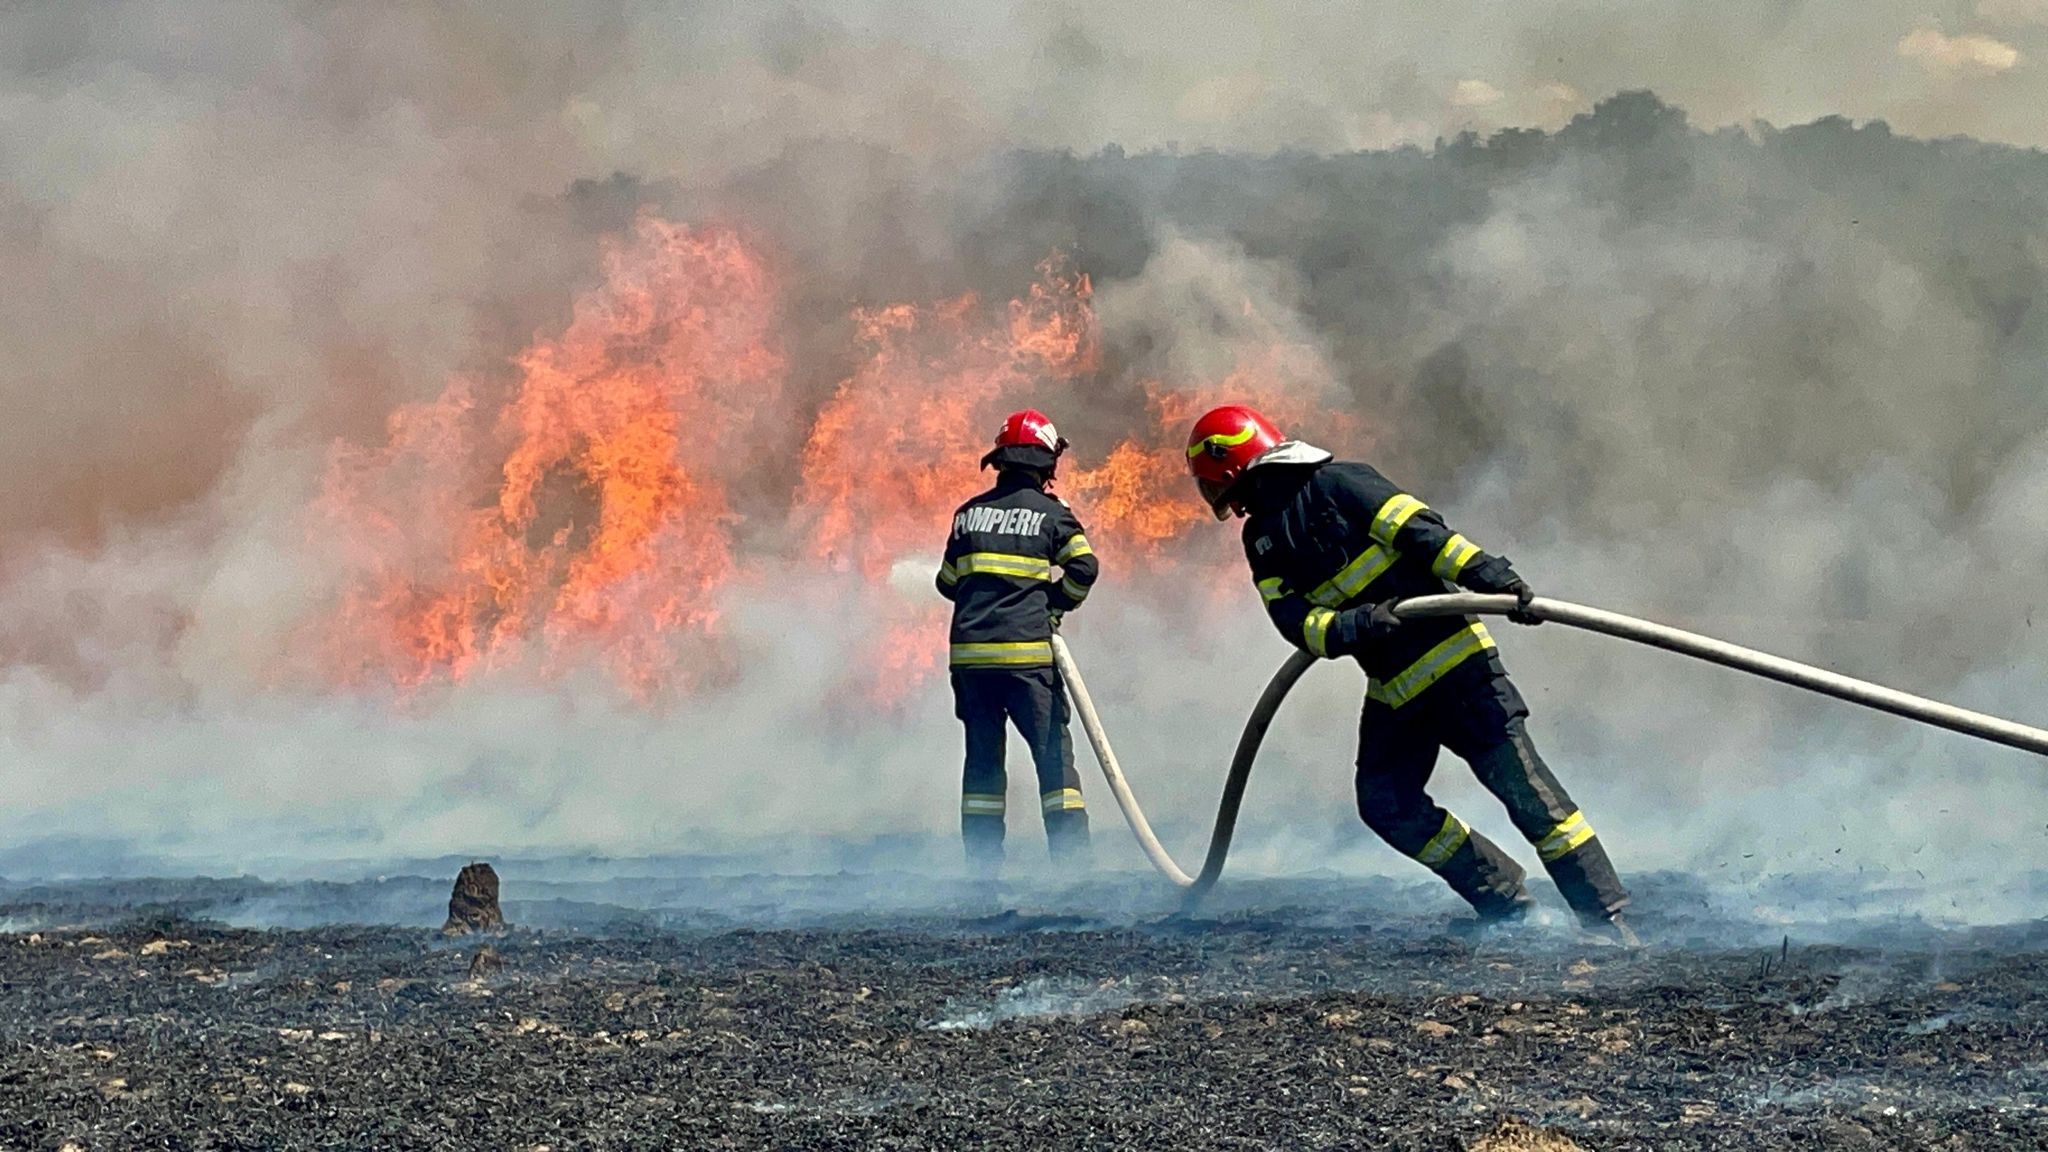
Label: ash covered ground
xmin=2 ymin=863 xmax=2044 ymax=1151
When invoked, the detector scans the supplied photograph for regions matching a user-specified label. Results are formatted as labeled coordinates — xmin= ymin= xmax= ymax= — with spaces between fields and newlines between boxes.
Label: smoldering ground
xmin=0 ymin=4 xmax=2044 ymax=920
xmin=4 ymin=870 xmax=2046 ymax=1150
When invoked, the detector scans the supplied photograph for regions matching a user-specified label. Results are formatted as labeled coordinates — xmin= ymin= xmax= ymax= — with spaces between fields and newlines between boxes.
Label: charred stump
xmin=441 ymin=862 xmax=505 ymax=935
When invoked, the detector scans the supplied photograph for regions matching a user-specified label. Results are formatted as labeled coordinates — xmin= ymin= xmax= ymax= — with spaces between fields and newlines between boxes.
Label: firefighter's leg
xmin=1010 ymin=666 xmax=1089 ymax=864
xmin=1355 ymin=699 xmax=1529 ymax=918
xmin=1444 ymin=680 xmax=1630 ymax=926
xmin=952 ymin=672 xmax=1008 ymax=875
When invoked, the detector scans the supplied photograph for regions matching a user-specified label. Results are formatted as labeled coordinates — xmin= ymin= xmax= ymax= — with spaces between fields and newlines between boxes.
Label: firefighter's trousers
xmin=953 ymin=667 xmax=1089 ymax=869
xmin=1353 ymin=672 xmax=1628 ymax=925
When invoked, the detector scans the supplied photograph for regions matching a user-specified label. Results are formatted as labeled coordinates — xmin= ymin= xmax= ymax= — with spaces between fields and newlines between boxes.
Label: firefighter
xmin=937 ymin=410 xmax=1100 ymax=874
xmin=1186 ymin=404 xmax=1635 ymax=943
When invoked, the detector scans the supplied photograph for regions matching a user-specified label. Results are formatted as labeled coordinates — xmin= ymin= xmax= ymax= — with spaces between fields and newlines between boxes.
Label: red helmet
xmin=995 ymin=409 xmax=1065 ymax=452
xmin=982 ymin=409 xmax=1068 ymax=471
xmin=1186 ymin=404 xmax=1285 ymax=517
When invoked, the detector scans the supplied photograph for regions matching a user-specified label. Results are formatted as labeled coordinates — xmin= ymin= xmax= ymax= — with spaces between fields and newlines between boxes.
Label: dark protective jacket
xmin=937 ymin=471 xmax=1099 ymax=670
xmin=1242 ymin=461 xmax=1521 ymax=708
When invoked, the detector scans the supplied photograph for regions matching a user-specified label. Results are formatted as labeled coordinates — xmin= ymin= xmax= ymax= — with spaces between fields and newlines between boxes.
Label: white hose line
xmin=1054 ymin=632 xmax=1314 ymax=900
xmin=1398 ymin=594 xmax=2048 ymax=758
xmin=1050 ymin=633 xmax=1196 ymax=888
xmin=1052 ymin=594 xmax=2048 ymax=901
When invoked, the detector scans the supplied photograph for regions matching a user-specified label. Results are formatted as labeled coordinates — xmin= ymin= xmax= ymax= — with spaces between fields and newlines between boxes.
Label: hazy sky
xmin=623 ymin=0 xmax=2048 ymax=154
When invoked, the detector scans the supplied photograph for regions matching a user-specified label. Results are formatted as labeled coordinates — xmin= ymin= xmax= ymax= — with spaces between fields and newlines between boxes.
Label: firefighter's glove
xmin=1504 ymin=579 xmax=1541 ymax=626
xmin=1461 ymin=555 xmax=1542 ymax=626
xmin=1048 ymin=610 xmax=1065 ymax=631
xmin=1360 ymin=599 xmax=1404 ymax=640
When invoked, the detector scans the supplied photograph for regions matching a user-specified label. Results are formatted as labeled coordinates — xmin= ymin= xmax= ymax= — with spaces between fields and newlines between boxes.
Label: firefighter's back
xmin=939 ymin=477 xmax=1068 ymax=671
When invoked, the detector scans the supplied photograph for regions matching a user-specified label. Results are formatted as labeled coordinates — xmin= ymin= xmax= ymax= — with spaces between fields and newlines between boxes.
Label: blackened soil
xmin=2 ymin=902 xmax=2044 ymax=1150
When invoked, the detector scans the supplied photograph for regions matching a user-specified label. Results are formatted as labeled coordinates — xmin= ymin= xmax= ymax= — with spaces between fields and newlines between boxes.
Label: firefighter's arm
xmin=1046 ymin=504 xmax=1097 ymax=612
xmin=1328 ymin=466 xmax=1522 ymax=593
xmin=1328 ymin=465 xmax=1536 ymax=620
xmin=935 ymin=521 xmax=962 ymax=602
xmin=1260 ymin=578 xmax=1400 ymax=659
xmin=1258 ymin=578 xmax=1327 ymax=657
xmin=1248 ymin=541 xmax=1378 ymax=658
xmin=1403 ymin=505 xmax=1529 ymax=599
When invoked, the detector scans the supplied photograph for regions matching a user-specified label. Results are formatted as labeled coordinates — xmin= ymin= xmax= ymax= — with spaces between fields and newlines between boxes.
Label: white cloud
xmin=1977 ymin=0 xmax=2048 ymax=26
xmin=1898 ymin=28 xmax=2021 ymax=75
xmin=1449 ymin=79 xmax=1504 ymax=108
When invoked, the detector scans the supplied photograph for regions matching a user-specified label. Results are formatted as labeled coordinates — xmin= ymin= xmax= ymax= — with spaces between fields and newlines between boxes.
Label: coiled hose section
xmin=1051 ymin=592 xmax=2048 ymax=908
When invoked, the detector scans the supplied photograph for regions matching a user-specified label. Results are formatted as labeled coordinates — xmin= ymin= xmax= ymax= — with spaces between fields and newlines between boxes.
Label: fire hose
xmin=1050 ymin=592 xmax=2048 ymax=905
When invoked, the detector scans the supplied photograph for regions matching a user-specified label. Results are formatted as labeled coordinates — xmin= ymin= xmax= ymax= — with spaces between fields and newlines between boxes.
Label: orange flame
xmin=314 ymin=215 xmax=782 ymax=694
xmin=795 ymin=257 xmax=1097 ymax=582
xmin=791 ymin=257 xmax=1098 ymax=706
xmin=312 ymin=215 xmax=1360 ymax=707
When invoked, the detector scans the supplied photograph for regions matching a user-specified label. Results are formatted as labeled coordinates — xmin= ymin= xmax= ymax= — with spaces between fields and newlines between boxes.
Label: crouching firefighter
xmin=1186 ymin=404 xmax=1636 ymax=943
xmin=937 ymin=410 xmax=1100 ymax=874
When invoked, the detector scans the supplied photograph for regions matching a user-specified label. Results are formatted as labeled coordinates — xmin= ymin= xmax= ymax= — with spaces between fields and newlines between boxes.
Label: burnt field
xmin=1 ymin=867 xmax=2044 ymax=1150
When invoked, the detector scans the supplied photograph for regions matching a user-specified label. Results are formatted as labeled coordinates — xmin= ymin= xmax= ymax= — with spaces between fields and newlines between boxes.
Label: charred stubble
xmin=2 ymin=895 xmax=2042 ymax=1150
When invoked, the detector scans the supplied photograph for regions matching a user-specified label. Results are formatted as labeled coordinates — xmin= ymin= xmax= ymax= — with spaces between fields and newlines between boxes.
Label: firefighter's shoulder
xmin=953 ymin=484 xmax=1000 ymax=513
xmin=1010 ymin=487 xmax=1069 ymax=511
xmin=1318 ymin=458 xmax=1398 ymax=492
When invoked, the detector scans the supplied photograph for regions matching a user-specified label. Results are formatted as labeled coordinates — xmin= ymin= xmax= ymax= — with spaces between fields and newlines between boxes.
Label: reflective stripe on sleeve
xmin=1040 ymin=787 xmax=1086 ymax=813
xmin=1056 ymin=535 xmax=1093 ymax=563
xmin=1535 ymin=811 xmax=1596 ymax=861
xmin=1060 ymin=577 xmax=1091 ymax=602
xmin=1369 ymin=494 xmax=1428 ymax=547
xmin=1257 ymin=577 xmax=1287 ymax=603
xmin=1415 ymin=812 xmax=1472 ymax=868
xmin=1366 ymin=623 xmax=1496 ymax=708
xmin=1431 ymin=534 xmax=1482 ymax=580
xmin=938 ymin=562 xmax=959 ymax=585
xmin=1302 ymin=607 xmax=1338 ymax=658
xmin=1306 ymin=544 xmax=1398 ymax=608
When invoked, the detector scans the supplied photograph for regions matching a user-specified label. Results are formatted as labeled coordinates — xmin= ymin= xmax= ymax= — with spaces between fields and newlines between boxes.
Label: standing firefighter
xmin=1187 ymin=404 xmax=1635 ymax=943
xmin=937 ymin=410 xmax=1100 ymax=874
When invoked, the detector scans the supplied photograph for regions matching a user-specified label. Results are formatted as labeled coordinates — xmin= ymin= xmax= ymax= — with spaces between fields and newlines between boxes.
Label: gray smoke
xmin=1012 ymin=106 xmax=2048 ymax=895
xmin=2 ymin=4 xmax=2044 ymax=910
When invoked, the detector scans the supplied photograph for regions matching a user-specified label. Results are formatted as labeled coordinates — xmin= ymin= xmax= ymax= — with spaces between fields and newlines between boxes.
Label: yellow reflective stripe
xmin=1536 ymin=811 xmax=1596 ymax=861
xmin=938 ymin=562 xmax=959 ymax=585
xmin=1370 ymin=494 xmax=1427 ymax=547
xmin=1302 ymin=607 xmax=1338 ymax=658
xmin=1040 ymin=787 xmax=1086 ymax=812
xmin=961 ymin=793 xmax=1007 ymax=815
xmin=953 ymin=552 xmax=1052 ymax=579
xmin=1367 ymin=623 xmax=1496 ymax=708
xmin=1432 ymin=534 xmax=1482 ymax=581
xmin=1060 ymin=577 xmax=1091 ymax=601
xmin=1056 ymin=535 xmax=1093 ymax=563
xmin=1187 ymin=422 xmax=1260 ymax=458
xmin=1415 ymin=812 xmax=1471 ymax=868
xmin=1306 ymin=544 xmax=1398 ymax=608
xmin=1257 ymin=577 xmax=1287 ymax=603
xmin=950 ymin=641 xmax=1055 ymax=667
